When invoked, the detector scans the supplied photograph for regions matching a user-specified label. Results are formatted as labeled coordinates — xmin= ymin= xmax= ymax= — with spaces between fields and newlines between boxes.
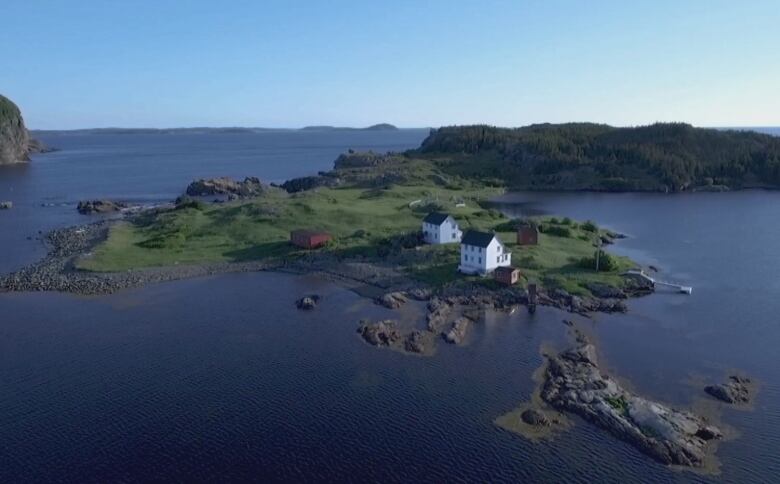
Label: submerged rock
xmin=705 ymin=375 xmax=753 ymax=404
xmin=541 ymin=342 xmax=722 ymax=467
xmin=295 ymin=294 xmax=321 ymax=310
xmin=77 ymin=200 xmax=127 ymax=214
xmin=357 ymin=319 xmax=401 ymax=347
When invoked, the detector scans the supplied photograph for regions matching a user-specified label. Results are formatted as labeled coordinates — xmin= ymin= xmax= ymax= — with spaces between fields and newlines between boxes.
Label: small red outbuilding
xmin=517 ymin=225 xmax=539 ymax=245
xmin=290 ymin=230 xmax=332 ymax=249
xmin=494 ymin=266 xmax=521 ymax=286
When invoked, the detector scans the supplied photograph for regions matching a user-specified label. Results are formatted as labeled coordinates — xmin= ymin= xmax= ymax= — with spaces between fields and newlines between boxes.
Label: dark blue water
xmin=0 ymin=130 xmax=428 ymax=273
xmin=2 ymin=131 xmax=780 ymax=482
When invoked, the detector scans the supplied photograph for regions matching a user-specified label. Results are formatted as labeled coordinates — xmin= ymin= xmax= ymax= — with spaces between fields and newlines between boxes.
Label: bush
xmin=174 ymin=196 xmax=206 ymax=211
xmin=549 ymin=217 xmax=560 ymax=224
xmin=561 ymin=217 xmax=572 ymax=225
xmin=582 ymin=220 xmax=598 ymax=232
xmin=545 ymin=226 xmax=572 ymax=238
xmin=579 ymin=250 xmax=619 ymax=272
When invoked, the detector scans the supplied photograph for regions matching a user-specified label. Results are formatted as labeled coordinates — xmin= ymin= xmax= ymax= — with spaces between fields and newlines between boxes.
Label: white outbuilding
xmin=458 ymin=230 xmax=512 ymax=275
xmin=422 ymin=212 xmax=462 ymax=244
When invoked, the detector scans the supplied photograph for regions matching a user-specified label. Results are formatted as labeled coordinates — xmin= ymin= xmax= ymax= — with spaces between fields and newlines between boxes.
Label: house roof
xmin=494 ymin=266 xmax=519 ymax=275
xmin=423 ymin=212 xmax=451 ymax=225
xmin=461 ymin=230 xmax=497 ymax=248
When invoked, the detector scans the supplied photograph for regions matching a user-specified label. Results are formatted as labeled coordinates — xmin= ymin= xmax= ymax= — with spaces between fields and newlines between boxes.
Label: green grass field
xmin=77 ymin=183 xmax=635 ymax=295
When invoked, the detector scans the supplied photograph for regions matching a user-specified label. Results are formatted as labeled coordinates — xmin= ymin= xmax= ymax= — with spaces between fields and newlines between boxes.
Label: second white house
xmin=458 ymin=230 xmax=512 ymax=275
xmin=422 ymin=212 xmax=462 ymax=244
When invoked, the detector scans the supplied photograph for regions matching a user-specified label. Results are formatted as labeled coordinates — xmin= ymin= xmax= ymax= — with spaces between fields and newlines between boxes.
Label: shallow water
xmin=2 ymin=132 xmax=780 ymax=482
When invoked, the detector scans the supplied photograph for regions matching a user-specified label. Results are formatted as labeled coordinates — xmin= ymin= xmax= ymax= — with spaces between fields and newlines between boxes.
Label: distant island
xmin=415 ymin=123 xmax=780 ymax=192
xmin=31 ymin=123 xmax=400 ymax=136
xmin=299 ymin=123 xmax=399 ymax=131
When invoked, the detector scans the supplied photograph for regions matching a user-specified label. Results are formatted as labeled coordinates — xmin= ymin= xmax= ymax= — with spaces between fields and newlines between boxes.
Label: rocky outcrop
xmin=279 ymin=175 xmax=340 ymax=193
xmin=585 ymin=282 xmax=627 ymax=299
xmin=77 ymin=200 xmax=127 ymax=214
xmin=521 ymin=409 xmax=550 ymax=427
xmin=333 ymin=150 xmax=401 ymax=169
xmin=443 ymin=316 xmax=471 ymax=344
xmin=0 ymin=201 xmax=12 ymax=210
xmin=295 ymin=294 xmax=320 ymax=310
xmin=357 ymin=319 xmax=401 ymax=347
xmin=376 ymin=291 xmax=407 ymax=309
xmin=0 ymin=94 xmax=41 ymax=165
xmin=705 ymin=376 xmax=754 ymax=404
xmin=185 ymin=177 xmax=265 ymax=198
xmin=541 ymin=341 xmax=722 ymax=467
xmin=404 ymin=330 xmax=430 ymax=354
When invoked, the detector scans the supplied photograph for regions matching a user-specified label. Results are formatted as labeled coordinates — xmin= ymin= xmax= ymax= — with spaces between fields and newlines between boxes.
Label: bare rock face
xmin=541 ymin=342 xmax=722 ymax=467
xmin=0 ymin=94 xmax=34 ymax=165
xmin=705 ymin=375 xmax=754 ymax=404
xmin=185 ymin=177 xmax=265 ymax=198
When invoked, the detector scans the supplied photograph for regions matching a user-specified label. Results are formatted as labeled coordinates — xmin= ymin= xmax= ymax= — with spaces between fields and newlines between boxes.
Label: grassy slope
xmin=78 ymin=183 xmax=500 ymax=271
xmin=78 ymin=183 xmax=635 ymax=296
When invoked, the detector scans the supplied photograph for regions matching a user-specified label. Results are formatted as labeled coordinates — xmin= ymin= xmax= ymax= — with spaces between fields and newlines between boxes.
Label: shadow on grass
xmin=223 ymin=241 xmax=294 ymax=262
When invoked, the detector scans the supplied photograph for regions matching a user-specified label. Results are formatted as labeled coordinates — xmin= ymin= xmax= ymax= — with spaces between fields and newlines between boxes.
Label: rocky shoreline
xmin=0 ymin=220 xmax=278 ymax=295
xmin=0 ymin=213 xmax=651 ymax=319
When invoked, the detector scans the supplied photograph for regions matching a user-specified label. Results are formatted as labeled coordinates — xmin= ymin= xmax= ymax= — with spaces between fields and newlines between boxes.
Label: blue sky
xmin=1 ymin=0 xmax=778 ymax=129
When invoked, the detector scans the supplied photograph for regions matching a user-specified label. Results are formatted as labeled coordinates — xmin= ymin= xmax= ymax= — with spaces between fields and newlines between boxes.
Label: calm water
xmin=2 ymin=131 xmax=780 ymax=482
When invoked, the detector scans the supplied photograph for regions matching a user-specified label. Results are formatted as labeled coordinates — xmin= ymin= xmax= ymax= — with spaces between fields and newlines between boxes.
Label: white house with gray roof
xmin=422 ymin=212 xmax=462 ymax=245
xmin=458 ymin=230 xmax=511 ymax=275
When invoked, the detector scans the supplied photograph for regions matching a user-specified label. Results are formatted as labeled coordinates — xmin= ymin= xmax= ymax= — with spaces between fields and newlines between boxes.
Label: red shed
xmin=290 ymin=229 xmax=332 ymax=249
xmin=494 ymin=266 xmax=520 ymax=286
xmin=517 ymin=225 xmax=539 ymax=245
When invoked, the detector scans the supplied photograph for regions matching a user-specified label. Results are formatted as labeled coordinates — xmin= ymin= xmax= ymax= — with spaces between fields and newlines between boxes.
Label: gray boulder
xmin=521 ymin=409 xmax=550 ymax=426
xmin=295 ymin=295 xmax=320 ymax=310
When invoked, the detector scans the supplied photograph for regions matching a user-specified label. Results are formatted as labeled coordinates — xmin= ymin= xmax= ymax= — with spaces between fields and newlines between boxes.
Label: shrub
xmin=549 ymin=217 xmax=560 ymax=224
xmin=545 ymin=226 xmax=572 ymax=238
xmin=582 ymin=220 xmax=598 ymax=232
xmin=174 ymin=196 xmax=206 ymax=211
xmin=561 ymin=217 xmax=572 ymax=225
xmin=579 ymin=250 xmax=619 ymax=272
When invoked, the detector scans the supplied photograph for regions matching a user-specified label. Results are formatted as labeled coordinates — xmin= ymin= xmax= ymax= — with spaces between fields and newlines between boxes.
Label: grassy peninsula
xmin=76 ymin=150 xmax=635 ymax=297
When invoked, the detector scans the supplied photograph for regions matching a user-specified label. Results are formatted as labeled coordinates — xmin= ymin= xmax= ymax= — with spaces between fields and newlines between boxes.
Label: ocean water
xmin=2 ymin=130 xmax=780 ymax=482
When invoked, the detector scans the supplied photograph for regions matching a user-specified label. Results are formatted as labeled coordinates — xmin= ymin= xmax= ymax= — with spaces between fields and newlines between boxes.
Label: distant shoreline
xmin=30 ymin=124 xmax=417 ymax=135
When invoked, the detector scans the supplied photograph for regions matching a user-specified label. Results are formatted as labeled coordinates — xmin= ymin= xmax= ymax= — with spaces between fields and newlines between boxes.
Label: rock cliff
xmin=0 ymin=94 xmax=38 ymax=165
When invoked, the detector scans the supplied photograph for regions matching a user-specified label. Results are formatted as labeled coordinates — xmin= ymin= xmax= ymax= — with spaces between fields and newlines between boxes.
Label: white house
xmin=458 ymin=230 xmax=512 ymax=275
xmin=422 ymin=212 xmax=462 ymax=244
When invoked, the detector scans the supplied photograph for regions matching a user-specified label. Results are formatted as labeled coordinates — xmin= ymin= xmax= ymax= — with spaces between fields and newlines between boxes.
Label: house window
xmin=478 ymin=257 xmax=482 ymax=264
xmin=497 ymin=256 xmax=500 ymax=263
xmin=497 ymin=246 xmax=501 ymax=253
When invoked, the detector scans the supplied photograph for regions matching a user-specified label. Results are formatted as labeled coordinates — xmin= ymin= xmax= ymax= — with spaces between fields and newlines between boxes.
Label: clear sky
xmin=1 ymin=0 xmax=778 ymax=129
